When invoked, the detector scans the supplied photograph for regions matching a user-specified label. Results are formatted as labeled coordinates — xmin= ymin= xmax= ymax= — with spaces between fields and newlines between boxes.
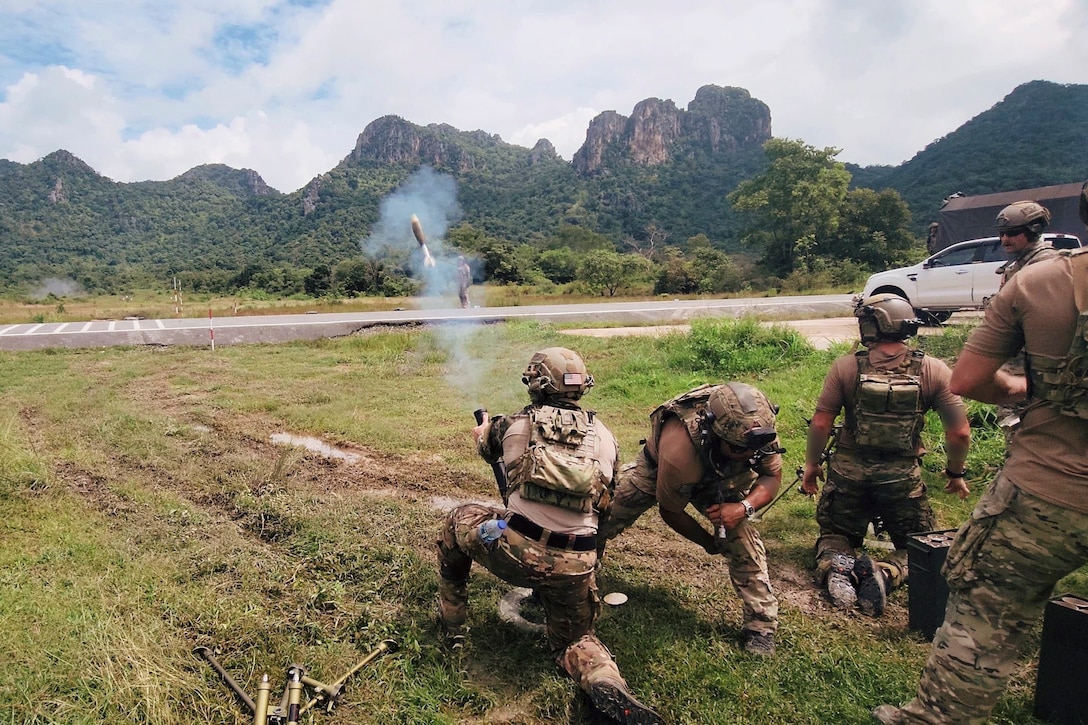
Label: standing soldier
xmin=598 ymin=382 xmax=783 ymax=656
xmin=872 ymin=185 xmax=1088 ymax=724
xmin=801 ymin=295 xmax=971 ymax=616
xmin=456 ymin=256 xmax=472 ymax=308
xmin=436 ymin=347 xmax=664 ymax=725
xmin=995 ymin=200 xmax=1057 ymax=289
xmin=993 ymin=201 xmax=1059 ymax=436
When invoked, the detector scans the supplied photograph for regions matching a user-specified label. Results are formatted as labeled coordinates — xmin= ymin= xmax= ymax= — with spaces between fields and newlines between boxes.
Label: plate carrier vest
xmin=1026 ymin=248 xmax=1088 ymax=419
xmin=852 ymin=349 xmax=925 ymax=453
xmin=506 ymin=405 xmax=609 ymax=513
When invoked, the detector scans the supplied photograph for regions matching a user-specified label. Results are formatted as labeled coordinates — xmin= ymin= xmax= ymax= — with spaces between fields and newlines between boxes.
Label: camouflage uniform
xmin=603 ymin=448 xmax=779 ymax=636
xmin=438 ymin=502 xmax=600 ymax=655
xmin=875 ymin=249 xmax=1088 ymax=724
xmin=438 ymin=348 xmax=664 ymax=724
xmin=598 ymin=383 xmax=782 ymax=643
xmin=812 ymin=348 xmax=964 ymax=593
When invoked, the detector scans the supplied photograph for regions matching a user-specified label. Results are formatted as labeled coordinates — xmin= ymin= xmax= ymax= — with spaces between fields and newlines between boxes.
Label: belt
xmin=507 ymin=513 xmax=597 ymax=552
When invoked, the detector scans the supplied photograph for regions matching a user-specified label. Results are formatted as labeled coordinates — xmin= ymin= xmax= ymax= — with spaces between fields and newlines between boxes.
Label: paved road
xmin=0 ymin=294 xmax=855 ymax=351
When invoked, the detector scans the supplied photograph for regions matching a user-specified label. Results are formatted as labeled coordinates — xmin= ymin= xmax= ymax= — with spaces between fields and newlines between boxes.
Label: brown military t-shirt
xmin=653 ymin=417 xmax=782 ymax=513
xmin=814 ymin=345 xmax=966 ymax=457
xmin=964 ymin=255 xmax=1088 ymax=513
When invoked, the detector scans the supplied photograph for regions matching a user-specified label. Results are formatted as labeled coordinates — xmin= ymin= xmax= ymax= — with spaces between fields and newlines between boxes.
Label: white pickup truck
xmin=860 ymin=233 xmax=1083 ymax=323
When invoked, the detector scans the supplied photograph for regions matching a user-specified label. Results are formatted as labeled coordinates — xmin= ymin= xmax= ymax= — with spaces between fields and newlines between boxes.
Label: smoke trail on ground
xmin=31 ymin=278 xmax=83 ymax=299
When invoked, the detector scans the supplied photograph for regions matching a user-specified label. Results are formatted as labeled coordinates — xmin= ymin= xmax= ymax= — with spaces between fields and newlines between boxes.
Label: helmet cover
xmin=855 ymin=294 xmax=922 ymax=343
xmin=707 ymin=382 xmax=778 ymax=449
xmin=996 ymin=200 xmax=1051 ymax=236
xmin=522 ymin=347 xmax=594 ymax=401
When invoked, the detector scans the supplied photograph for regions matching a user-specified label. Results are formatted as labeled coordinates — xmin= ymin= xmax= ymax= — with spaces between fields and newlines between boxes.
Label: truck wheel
xmin=915 ymin=309 xmax=952 ymax=326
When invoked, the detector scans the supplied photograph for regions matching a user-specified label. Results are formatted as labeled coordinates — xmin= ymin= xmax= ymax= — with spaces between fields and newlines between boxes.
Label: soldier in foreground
xmin=802 ymin=295 xmax=971 ymax=616
xmin=993 ymin=200 xmax=1060 ymax=437
xmin=598 ymin=382 xmax=782 ymax=655
xmin=436 ymin=347 xmax=664 ymax=725
xmin=872 ymin=187 xmax=1088 ymax=724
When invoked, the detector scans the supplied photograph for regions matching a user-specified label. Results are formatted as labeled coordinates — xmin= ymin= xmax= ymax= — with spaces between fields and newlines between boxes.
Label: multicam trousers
xmin=814 ymin=449 xmax=936 ymax=589
xmin=893 ymin=472 xmax=1088 ymax=724
xmin=437 ymin=503 xmax=625 ymax=684
xmin=598 ymin=451 xmax=779 ymax=635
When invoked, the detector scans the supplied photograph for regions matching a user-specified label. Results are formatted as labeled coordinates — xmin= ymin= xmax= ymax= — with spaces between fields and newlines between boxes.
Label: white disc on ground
xmin=603 ymin=592 xmax=629 ymax=606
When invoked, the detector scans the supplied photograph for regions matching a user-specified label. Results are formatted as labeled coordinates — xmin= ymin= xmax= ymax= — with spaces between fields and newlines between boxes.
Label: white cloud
xmin=1 ymin=0 xmax=1086 ymax=191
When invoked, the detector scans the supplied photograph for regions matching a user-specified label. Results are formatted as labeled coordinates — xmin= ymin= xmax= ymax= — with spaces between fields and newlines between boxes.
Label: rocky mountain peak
xmin=41 ymin=149 xmax=99 ymax=176
xmin=572 ymin=85 xmax=772 ymax=175
xmin=529 ymin=138 xmax=558 ymax=165
xmin=177 ymin=164 xmax=276 ymax=196
xmin=347 ymin=115 xmax=477 ymax=172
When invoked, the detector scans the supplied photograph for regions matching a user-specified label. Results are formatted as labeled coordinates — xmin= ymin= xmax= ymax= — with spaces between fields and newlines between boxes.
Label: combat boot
xmin=742 ymin=629 xmax=776 ymax=656
xmin=854 ymin=555 xmax=887 ymax=617
xmin=586 ymin=676 xmax=666 ymax=725
xmin=561 ymin=635 xmax=665 ymax=725
xmin=825 ymin=553 xmax=858 ymax=609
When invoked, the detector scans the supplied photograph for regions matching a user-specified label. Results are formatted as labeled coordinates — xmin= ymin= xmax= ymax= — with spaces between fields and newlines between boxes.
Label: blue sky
xmin=1 ymin=0 xmax=1086 ymax=193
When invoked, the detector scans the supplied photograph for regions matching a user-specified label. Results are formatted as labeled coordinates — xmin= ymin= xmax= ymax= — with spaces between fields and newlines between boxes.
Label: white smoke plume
xmin=358 ymin=165 xmax=463 ymax=298
xmin=362 ymin=166 xmax=491 ymax=407
xmin=31 ymin=278 xmax=84 ymax=299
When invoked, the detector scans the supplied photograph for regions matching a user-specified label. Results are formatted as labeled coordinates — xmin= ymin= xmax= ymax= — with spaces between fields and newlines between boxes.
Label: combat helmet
xmin=706 ymin=382 xmax=779 ymax=451
xmin=522 ymin=347 xmax=594 ymax=402
xmin=855 ymin=294 xmax=923 ymax=343
xmin=996 ymin=200 xmax=1051 ymax=238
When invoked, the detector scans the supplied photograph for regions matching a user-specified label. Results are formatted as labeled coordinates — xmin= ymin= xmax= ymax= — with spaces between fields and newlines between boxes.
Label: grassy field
xmin=1 ymin=317 xmax=1083 ymax=724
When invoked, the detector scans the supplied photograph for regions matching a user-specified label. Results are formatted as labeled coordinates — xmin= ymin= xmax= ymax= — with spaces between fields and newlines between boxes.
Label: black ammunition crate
xmin=906 ymin=529 xmax=958 ymax=640
xmin=1034 ymin=593 xmax=1088 ymax=725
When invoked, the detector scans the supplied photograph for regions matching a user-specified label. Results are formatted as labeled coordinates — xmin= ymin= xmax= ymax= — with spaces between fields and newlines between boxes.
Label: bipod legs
xmin=193 ymin=639 xmax=398 ymax=723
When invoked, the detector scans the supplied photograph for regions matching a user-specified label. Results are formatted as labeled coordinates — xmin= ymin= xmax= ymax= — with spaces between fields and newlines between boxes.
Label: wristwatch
xmin=945 ymin=466 xmax=967 ymax=478
xmin=740 ymin=499 xmax=756 ymax=518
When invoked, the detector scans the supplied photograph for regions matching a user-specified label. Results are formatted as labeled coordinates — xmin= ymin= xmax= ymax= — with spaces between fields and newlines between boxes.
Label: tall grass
xmin=0 ymin=318 xmax=1082 ymax=724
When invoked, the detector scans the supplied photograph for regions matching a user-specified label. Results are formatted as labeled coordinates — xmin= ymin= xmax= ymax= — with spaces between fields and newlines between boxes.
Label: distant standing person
xmin=925 ymin=222 xmax=940 ymax=255
xmin=457 ymin=256 xmax=472 ymax=308
xmin=872 ymin=193 xmax=1088 ymax=724
xmin=801 ymin=294 xmax=971 ymax=616
xmin=598 ymin=382 xmax=783 ymax=655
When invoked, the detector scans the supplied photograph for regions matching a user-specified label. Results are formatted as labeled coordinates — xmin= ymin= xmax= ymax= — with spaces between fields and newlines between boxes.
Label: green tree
xmin=692 ymin=247 xmax=744 ymax=293
xmin=832 ymin=188 xmax=918 ymax=268
xmin=578 ymin=250 xmax=650 ymax=297
xmin=729 ymin=138 xmax=850 ymax=275
xmin=538 ymin=247 xmax=580 ymax=284
xmin=304 ymin=264 xmax=332 ymax=296
xmin=654 ymin=248 xmax=698 ymax=295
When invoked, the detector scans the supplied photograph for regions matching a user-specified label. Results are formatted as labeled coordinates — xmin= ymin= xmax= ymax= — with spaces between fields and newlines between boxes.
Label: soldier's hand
xmin=472 ymin=411 xmax=490 ymax=443
xmin=945 ymin=476 xmax=970 ymax=500
xmin=800 ymin=463 xmax=824 ymax=496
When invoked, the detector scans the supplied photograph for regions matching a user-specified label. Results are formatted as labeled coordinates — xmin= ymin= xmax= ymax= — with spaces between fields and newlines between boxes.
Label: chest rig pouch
xmin=852 ymin=349 xmax=925 ymax=453
xmin=1027 ymin=249 xmax=1088 ymax=419
xmin=507 ymin=405 xmax=606 ymax=513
